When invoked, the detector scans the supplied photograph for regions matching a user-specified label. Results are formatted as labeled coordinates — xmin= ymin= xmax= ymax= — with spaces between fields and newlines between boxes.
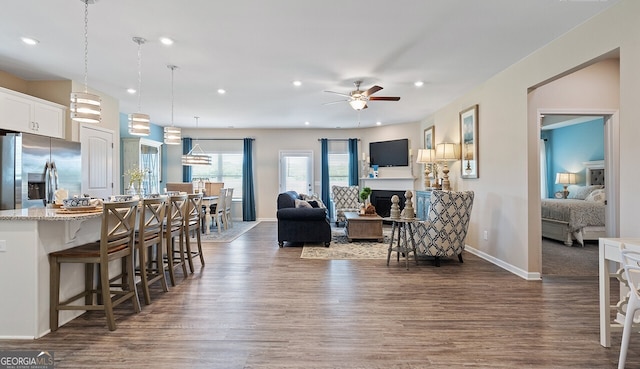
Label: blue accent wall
xmin=545 ymin=117 xmax=604 ymax=196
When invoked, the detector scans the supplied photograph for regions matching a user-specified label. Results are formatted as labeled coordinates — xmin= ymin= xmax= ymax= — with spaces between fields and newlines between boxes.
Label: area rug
xmin=195 ymin=221 xmax=260 ymax=242
xmin=301 ymin=228 xmax=393 ymax=260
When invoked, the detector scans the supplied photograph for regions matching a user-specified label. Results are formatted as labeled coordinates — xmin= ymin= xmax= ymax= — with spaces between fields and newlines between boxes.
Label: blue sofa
xmin=276 ymin=191 xmax=331 ymax=247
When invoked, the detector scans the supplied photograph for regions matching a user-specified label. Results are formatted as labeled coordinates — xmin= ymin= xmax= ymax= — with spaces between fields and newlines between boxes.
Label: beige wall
xmin=166 ymin=122 xmax=422 ymax=220
xmin=421 ymin=0 xmax=638 ymax=279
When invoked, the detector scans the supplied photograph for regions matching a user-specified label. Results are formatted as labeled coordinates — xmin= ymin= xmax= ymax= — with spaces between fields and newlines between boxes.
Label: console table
xmin=598 ymin=237 xmax=640 ymax=347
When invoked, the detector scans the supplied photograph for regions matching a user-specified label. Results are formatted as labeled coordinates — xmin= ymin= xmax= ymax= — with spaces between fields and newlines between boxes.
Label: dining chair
xmin=164 ymin=194 xmax=188 ymax=286
xmin=618 ymin=246 xmax=640 ymax=369
xmin=135 ymin=197 xmax=168 ymax=305
xmin=49 ymin=200 xmax=140 ymax=331
xmin=184 ymin=193 xmax=205 ymax=273
xmin=224 ymin=188 xmax=234 ymax=229
xmin=213 ymin=188 xmax=227 ymax=234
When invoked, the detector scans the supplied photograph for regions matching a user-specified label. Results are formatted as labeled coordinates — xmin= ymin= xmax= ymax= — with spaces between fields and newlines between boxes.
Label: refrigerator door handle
xmin=44 ymin=161 xmax=51 ymax=207
xmin=51 ymin=161 xmax=59 ymax=191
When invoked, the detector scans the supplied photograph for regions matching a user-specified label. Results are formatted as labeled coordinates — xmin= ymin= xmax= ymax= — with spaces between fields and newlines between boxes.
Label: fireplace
xmin=370 ymin=190 xmax=406 ymax=218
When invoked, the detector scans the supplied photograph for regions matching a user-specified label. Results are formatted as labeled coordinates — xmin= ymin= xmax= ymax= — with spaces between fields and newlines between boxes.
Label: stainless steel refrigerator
xmin=0 ymin=131 xmax=81 ymax=209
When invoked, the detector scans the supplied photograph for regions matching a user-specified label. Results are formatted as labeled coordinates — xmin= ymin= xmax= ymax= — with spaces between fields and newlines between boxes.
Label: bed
xmin=541 ymin=160 xmax=606 ymax=246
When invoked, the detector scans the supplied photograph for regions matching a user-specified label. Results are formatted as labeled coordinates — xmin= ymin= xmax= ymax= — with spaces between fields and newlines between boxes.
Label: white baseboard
xmin=464 ymin=245 xmax=541 ymax=281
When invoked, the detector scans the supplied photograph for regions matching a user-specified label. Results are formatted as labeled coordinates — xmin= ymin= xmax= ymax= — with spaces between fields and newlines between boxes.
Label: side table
xmin=384 ymin=217 xmax=418 ymax=269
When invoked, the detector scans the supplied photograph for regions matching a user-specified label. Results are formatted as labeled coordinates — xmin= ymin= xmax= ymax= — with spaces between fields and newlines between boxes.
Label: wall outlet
xmin=0 ymin=240 xmax=6 ymax=252
xmin=483 ymin=231 xmax=488 ymax=241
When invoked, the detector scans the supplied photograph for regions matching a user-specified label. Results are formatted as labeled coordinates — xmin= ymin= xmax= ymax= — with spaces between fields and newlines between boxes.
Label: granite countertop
xmin=0 ymin=207 xmax=103 ymax=221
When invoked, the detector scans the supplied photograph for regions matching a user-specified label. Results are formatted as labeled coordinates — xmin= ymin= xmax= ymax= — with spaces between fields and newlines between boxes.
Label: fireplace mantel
xmin=360 ymin=177 xmax=416 ymax=191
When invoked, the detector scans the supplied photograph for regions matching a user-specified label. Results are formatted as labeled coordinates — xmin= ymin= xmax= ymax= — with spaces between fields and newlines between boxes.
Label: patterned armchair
xmin=412 ymin=190 xmax=474 ymax=266
xmin=331 ymin=185 xmax=362 ymax=227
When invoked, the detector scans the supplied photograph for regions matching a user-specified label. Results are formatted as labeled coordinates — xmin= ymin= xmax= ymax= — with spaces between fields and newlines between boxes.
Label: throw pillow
xmin=307 ymin=200 xmax=320 ymax=208
xmin=568 ymin=185 xmax=603 ymax=200
xmin=294 ymin=199 xmax=313 ymax=208
xmin=300 ymin=193 xmax=327 ymax=209
xmin=585 ymin=188 xmax=606 ymax=203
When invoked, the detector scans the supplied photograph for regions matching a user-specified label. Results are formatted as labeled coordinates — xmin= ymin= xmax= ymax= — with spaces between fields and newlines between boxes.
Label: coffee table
xmin=344 ymin=211 xmax=384 ymax=242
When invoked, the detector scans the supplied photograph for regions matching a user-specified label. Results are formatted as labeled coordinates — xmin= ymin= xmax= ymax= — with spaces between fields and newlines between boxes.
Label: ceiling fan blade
xmin=369 ymin=96 xmax=401 ymax=101
xmin=363 ymin=85 xmax=383 ymax=97
xmin=322 ymin=100 xmax=349 ymax=105
xmin=324 ymin=90 xmax=352 ymax=98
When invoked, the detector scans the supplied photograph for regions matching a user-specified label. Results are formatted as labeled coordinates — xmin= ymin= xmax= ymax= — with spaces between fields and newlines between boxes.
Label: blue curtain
xmin=242 ymin=138 xmax=256 ymax=221
xmin=321 ymin=138 xmax=332 ymax=220
xmin=348 ymin=138 xmax=359 ymax=186
xmin=182 ymin=137 xmax=192 ymax=182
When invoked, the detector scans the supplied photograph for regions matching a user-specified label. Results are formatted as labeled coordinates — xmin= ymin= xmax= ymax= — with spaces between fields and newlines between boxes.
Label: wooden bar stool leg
xmin=100 ymin=259 xmax=116 ymax=331
xmin=185 ymin=230 xmax=195 ymax=274
xmin=166 ymin=236 xmax=177 ymax=287
xmin=138 ymin=242 xmax=152 ymax=305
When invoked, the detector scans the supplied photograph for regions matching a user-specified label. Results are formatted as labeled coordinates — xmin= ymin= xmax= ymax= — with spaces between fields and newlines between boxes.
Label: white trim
xmin=465 ymin=246 xmax=541 ymax=281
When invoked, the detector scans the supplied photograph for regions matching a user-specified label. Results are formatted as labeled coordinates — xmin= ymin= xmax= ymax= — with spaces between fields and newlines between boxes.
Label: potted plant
xmin=359 ymin=187 xmax=372 ymax=205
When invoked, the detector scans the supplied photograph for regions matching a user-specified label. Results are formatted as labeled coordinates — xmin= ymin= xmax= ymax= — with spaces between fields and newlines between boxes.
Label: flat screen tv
xmin=369 ymin=138 xmax=409 ymax=167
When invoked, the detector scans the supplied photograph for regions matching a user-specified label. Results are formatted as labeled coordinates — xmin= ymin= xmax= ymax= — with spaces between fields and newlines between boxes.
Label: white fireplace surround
xmin=360 ymin=177 xmax=416 ymax=191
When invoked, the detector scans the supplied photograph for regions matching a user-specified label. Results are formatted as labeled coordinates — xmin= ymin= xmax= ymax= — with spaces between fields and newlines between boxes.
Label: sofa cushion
xmin=277 ymin=207 xmax=327 ymax=220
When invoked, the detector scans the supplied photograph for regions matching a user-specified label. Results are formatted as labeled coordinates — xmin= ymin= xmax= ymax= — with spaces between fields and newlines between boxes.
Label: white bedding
xmin=541 ymin=198 xmax=605 ymax=232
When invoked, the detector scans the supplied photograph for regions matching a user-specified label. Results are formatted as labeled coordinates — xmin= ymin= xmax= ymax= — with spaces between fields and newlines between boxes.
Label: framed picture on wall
xmin=460 ymin=104 xmax=479 ymax=179
xmin=424 ymin=125 xmax=435 ymax=149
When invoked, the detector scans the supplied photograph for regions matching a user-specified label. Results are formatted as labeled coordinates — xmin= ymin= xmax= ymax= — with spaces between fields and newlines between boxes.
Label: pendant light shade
xmin=182 ymin=117 xmax=212 ymax=166
xmin=128 ymin=113 xmax=150 ymax=136
xmin=70 ymin=0 xmax=101 ymax=123
xmin=164 ymin=65 xmax=182 ymax=145
xmin=128 ymin=36 xmax=150 ymax=136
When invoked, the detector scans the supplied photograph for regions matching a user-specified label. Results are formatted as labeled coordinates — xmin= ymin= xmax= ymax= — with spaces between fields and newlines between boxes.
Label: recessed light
xmin=414 ymin=81 xmax=424 ymax=87
xmin=217 ymin=89 xmax=226 ymax=95
xmin=304 ymin=121 xmax=310 ymax=126
xmin=21 ymin=37 xmax=39 ymax=45
xmin=376 ymin=121 xmax=382 ymax=126
xmin=159 ymin=37 xmax=174 ymax=45
xmin=292 ymin=80 xmax=302 ymax=87
xmin=127 ymin=88 xmax=136 ymax=94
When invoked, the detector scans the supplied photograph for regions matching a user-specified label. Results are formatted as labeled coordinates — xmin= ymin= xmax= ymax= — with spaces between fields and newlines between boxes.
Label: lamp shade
xmin=416 ymin=149 xmax=435 ymax=163
xmin=163 ymin=126 xmax=182 ymax=145
xmin=435 ymin=142 xmax=461 ymax=161
xmin=128 ymin=113 xmax=150 ymax=136
xmin=70 ymin=92 xmax=101 ymax=123
xmin=555 ymin=172 xmax=577 ymax=185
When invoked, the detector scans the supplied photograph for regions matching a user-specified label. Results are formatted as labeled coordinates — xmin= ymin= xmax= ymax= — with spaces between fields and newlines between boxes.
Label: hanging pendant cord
xmin=83 ymin=0 xmax=89 ymax=93
xmin=137 ymin=39 xmax=143 ymax=112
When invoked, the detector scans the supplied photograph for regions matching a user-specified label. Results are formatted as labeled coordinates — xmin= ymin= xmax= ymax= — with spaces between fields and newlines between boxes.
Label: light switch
xmin=0 ymin=240 xmax=6 ymax=252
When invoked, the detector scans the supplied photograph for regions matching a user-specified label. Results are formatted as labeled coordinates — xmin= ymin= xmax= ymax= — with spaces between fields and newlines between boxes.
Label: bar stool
xmin=184 ymin=193 xmax=205 ymax=273
xmin=135 ymin=197 xmax=168 ymax=305
xmin=49 ymin=200 xmax=140 ymax=331
xmin=164 ymin=194 xmax=188 ymax=286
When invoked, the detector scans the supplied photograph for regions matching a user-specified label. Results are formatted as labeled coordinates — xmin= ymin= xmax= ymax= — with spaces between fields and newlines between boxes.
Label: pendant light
xmin=164 ymin=65 xmax=182 ymax=145
xmin=128 ymin=36 xmax=150 ymax=136
xmin=182 ymin=116 xmax=212 ymax=166
xmin=70 ymin=0 xmax=101 ymax=124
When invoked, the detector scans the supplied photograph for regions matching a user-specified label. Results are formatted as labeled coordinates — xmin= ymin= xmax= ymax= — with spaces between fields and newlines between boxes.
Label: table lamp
xmin=435 ymin=142 xmax=461 ymax=191
xmin=555 ymin=172 xmax=577 ymax=199
xmin=416 ymin=149 xmax=436 ymax=189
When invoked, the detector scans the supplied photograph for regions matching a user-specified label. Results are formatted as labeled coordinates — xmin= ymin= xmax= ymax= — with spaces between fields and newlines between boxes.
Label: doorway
xmin=279 ymin=150 xmax=313 ymax=195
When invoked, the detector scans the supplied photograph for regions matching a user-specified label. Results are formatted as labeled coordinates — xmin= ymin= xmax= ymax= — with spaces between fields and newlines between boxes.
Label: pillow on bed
xmin=568 ymin=185 xmax=604 ymax=200
xmin=585 ymin=188 xmax=605 ymax=203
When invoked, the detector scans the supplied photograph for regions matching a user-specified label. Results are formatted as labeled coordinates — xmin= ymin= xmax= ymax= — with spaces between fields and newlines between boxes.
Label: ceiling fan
xmin=324 ymin=81 xmax=401 ymax=110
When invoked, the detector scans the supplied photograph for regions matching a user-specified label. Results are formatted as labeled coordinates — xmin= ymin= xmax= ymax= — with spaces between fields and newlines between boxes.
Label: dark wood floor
xmin=1 ymin=221 xmax=634 ymax=368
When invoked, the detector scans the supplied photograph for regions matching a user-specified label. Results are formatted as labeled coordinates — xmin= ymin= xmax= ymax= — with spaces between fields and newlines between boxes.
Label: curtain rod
xmin=317 ymin=138 xmax=360 ymax=141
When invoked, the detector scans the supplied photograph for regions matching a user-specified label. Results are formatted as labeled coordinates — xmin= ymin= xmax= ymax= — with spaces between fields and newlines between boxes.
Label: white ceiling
xmin=0 ymin=0 xmax=619 ymax=130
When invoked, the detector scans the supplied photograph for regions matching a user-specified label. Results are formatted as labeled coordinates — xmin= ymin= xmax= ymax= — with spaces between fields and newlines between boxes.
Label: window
xmin=190 ymin=140 xmax=243 ymax=198
xmin=328 ymin=140 xmax=349 ymax=188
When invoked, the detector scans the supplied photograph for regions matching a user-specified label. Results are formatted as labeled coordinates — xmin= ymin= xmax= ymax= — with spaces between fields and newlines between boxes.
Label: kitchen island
xmin=0 ymin=207 xmax=102 ymax=339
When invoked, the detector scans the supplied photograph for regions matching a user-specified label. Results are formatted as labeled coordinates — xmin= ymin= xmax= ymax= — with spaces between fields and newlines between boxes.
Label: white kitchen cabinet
xmin=0 ymin=87 xmax=65 ymax=138
xmin=122 ymin=138 xmax=162 ymax=195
